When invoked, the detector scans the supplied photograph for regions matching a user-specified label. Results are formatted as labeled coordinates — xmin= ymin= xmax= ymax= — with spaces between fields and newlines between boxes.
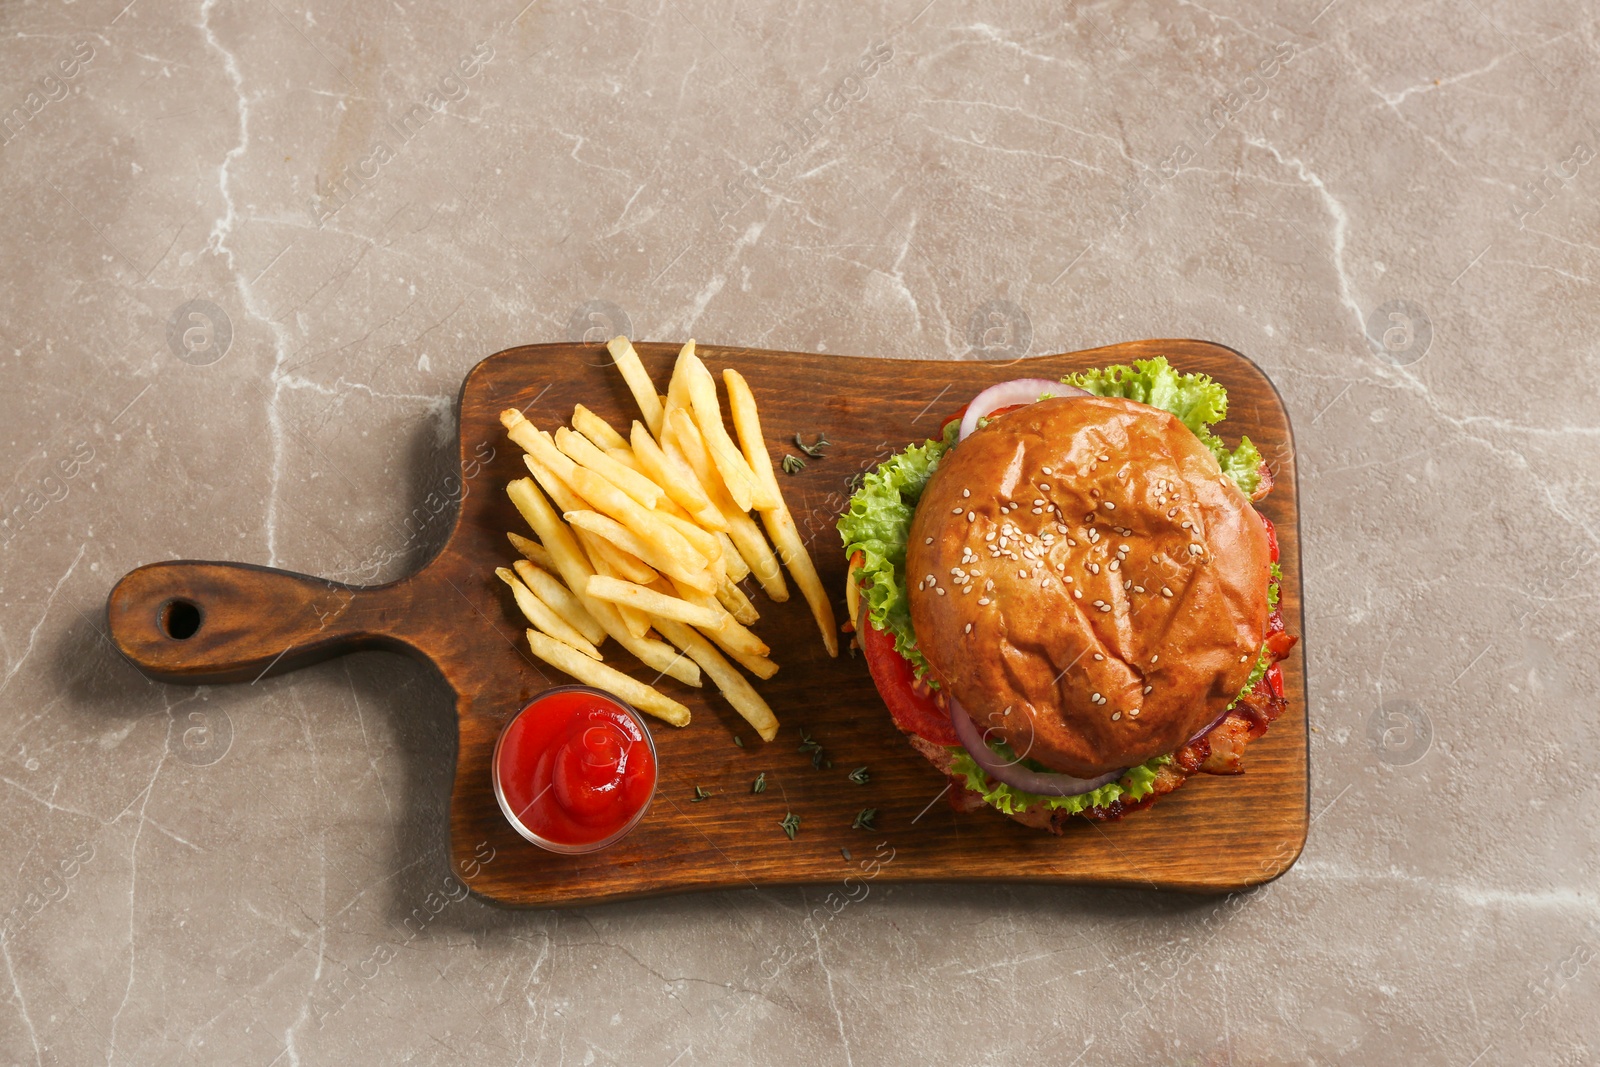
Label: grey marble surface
xmin=3 ymin=0 xmax=1597 ymax=1063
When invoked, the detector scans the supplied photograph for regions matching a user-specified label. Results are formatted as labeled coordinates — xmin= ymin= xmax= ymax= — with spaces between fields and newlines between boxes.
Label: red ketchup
xmin=492 ymin=686 xmax=657 ymax=853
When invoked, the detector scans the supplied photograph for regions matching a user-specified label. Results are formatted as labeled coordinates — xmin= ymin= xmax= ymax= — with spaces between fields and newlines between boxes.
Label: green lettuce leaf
xmin=949 ymin=741 xmax=1171 ymax=816
xmin=1227 ymin=562 xmax=1285 ymax=710
xmin=1062 ymin=356 xmax=1262 ymax=496
xmin=836 ymin=420 xmax=960 ymax=681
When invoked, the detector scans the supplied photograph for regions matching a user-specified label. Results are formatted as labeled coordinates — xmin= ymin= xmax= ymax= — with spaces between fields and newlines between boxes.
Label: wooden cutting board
xmin=106 ymin=340 xmax=1308 ymax=904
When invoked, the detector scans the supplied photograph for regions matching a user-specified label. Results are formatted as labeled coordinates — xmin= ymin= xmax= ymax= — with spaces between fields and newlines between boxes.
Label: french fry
xmin=573 ymin=525 xmax=659 ymax=588
xmin=715 ymin=574 xmax=759 ymax=626
xmin=496 ymin=567 xmax=602 ymax=660
xmin=525 ymin=629 xmax=690 ymax=727
xmin=561 ymin=461 xmax=717 ymax=594
xmin=606 ymin=336 xmax=664 ymax=437
xmin=630 ymin=421 xmax=724 ymax=531
xmin=762 ymin=507 xmax=838 ymax=656
xmin=505 ymin=531 xmax=556 ymax=573
xmin=663 ymin=579 xmax=770 ymax=658
xmin=572 ymin=404 xmax=628 ymax=451
xmin=586 ymin=575 xmax=728 ymax=631
xmin=522 ymin=451 xmax=591 ymax=517
xmin=723 ymin=368 xmax=781 ymax=496
xmin=579 ymin=529 xmax=652 ymax=640
xmin=506 ymin=476 xmax=698 ymax=687
xmin=676 ymin=345 xmax=767 ymax=510
xmin=844 ymin=561 xmax=861 ymax=631
xmin=652 ymin=507 xmax=724 ymax=568
xmin=667 ymin=408 xmax=788 ymax=601
xmin=603 ymin=449 xmax=701 ymax=524
xmin=716 ymin=531 xmax=750 ymax=581
xmin=499 ymin=408 xmax=545 ymax=456
xmin=555 ymin=426 xmax=662 ymax=510
xmin=724 ymin=367 xmax=839 ymax=656
xmin=665 ymin=342 xmax=693 ymax=414
xmin=651 ymin=619 xmax=778 ymax=741
xmin=526 ymin=432 xmax=709 ymax=579
xmin=566 ymin=508 xmax=710 ymax=591
xmin=511 ymin=557 xmax=606 ymax=646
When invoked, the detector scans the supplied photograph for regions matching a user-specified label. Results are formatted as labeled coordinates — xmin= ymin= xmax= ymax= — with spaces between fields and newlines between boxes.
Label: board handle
xmin=106 ymin=560 xmax=426 ymax=685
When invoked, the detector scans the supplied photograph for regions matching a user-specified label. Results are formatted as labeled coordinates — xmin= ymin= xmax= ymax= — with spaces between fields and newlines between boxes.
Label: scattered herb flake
xmin=691 ymin=785 xmax=712 ymax=802
xmin=751 ymin=772 xmax=767 ymax=794
xmin=781 ymin=454 xmax=806 ymax=475
xmin=847 ymin=471 xmax=866 ymax=494
xmin=852 ymin=808 xmax=878 ymax=831
xmin=780 ymin=812 xmax=801 ymax=839
xmin=798 ymin=730 xmax=826 ymax=769
xmin=848 ymin=766 xmax=870 ymax=785
xmin=841 ymin=847 xmax=852 ymax=861
xmin=795 ymin=431 xmax=832 ymax=458
xmin=734 ymin=736 xmax=745 ymax=748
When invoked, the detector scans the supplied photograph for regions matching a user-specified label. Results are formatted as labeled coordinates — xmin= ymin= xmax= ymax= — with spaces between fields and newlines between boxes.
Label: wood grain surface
xmin=106 ymin=339 xmax=1308 ymax=904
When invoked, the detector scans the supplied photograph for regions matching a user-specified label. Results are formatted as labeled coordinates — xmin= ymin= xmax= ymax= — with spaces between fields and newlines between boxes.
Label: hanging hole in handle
xmin=160 ymin=599 xmax=203 ymax=640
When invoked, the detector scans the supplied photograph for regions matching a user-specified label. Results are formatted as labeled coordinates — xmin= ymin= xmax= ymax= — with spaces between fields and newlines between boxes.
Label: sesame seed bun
xmin=905 ymin=396 xmax=1271 ymax=779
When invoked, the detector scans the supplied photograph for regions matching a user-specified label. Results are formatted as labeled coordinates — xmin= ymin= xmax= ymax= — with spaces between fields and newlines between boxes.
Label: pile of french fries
xmin=494 ymin=337 xmax=836 ymax=742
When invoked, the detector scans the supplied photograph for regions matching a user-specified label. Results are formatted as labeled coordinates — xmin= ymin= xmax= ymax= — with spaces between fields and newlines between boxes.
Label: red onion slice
xmin=1185 ymin=708 xmax=1231 ymax=746
xmin=949 ymin=693 xmax=1124 ymax=796
xmin=957 ymin=379 xmax=1089 ymax=441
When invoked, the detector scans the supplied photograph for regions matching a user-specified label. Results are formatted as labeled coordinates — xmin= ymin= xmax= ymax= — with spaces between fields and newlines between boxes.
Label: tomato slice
xmin=858 ymin=617 xmax=959 ymax=747
xmin=1261 ymin=514 xmax=1280 ymax=564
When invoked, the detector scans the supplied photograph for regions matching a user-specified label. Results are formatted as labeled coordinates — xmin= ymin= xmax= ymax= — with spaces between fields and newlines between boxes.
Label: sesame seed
xmin=1090 ymin=488 xmax=1100 ymax=498
xmin=1073 ymin=590 xmax=1082 ymax=600
xmin=978 ymin=597 xmax=990 ymax=605
xmin=1134 ymin=585 xmax=1145 ymax=593
xmin=1088 ymin=563 xmax=1100 ymax=574
xmin=1042 ymin=467 xmax=1053 ymax=474
xmin=1144 ymin=685 xmax=1153 ymax=694
xmin=1241 ymin=655 xmax=1249 ymax=662
xmin=1112 ymin=711 xmax=1122 ymax=721
xmin=1129 ymin=708 xmax=1140 ymax=718
xmin=925 ymin=536 xmax=934 ymax=544
xmin=1103 ymin=501 xmax=1116 ymax=511
xmin=936 ymin=587 xmax=946 ymax=596
xmin=1098 ymin=603 xmax=1111 ymax=612
xmin=1181 ymin=521 xmax=1193 ymax=530
xmin=1003 ymin=705 xmax=1013 ymax=716
xmin=1040 ymin=483 xmax=1051 ymax=491
xmin=1018 ymin=569 xmax=1029 ymax=578
xmin=985 ymin=580 xmax=994 ymax=591
xmin=1033 ymin=499 xmax=1044 ymax=507
xmin=967 ymin=512 xmax=976 ymax=523
xmin=985 ymin=531 xmax=996 ymax=542
xmin=1151 ymin=654 xmax=1159 ymax=662
xmin=1109 ymin=560 xmax=1120 ymax=572
xmin=1161 ymin=587 xmax=1173 ymax=597
xmin=952 ymin=506 xmax=963 ymax=514
xmin=1093 ymin=653 xmax=1104 ymax=661
xmin=1168 ymin=508 xmax=1178 ymax=518
xmin=1092 ymin=692 xmax=1103 ymax=702
xmin=1098 ymin=454 xmax=1109 ymax=462
xmin=962 ymin=488 xmax=971 ymax=498
xmin=1189 ymin=544 xmax=1203 ymax=556
xmin=965 ymin=623 xmax=972 ymax=633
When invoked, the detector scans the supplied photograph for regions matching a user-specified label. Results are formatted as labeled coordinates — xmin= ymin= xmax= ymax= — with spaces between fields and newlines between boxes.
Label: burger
xmin=838 ymin=357 xmax=1296 ymax=831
